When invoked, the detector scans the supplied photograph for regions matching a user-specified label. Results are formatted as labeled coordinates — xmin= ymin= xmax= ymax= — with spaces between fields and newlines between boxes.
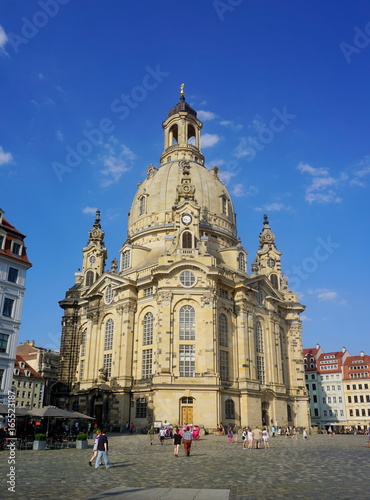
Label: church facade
xmin=56 ymin=92 xmax=309 ymax=431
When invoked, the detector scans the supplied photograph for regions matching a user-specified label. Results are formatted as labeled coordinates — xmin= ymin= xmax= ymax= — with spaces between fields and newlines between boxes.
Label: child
xmin=227 ymin=427 xmax=233 ymax=443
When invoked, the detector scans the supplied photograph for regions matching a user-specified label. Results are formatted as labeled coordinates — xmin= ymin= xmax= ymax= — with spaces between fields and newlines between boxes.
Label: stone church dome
xmin=127 ymin=93 xmax=237 ymax=246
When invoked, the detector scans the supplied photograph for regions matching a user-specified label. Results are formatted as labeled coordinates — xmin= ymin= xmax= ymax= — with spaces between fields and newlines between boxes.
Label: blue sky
xmin=1 ymin=0 xmax=369 ymax=355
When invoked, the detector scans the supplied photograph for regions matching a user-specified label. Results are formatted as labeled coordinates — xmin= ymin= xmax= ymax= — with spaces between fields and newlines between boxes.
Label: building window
xmin=179 ymin=270 xmax=196 ymax=287
xmin=312 ymin=383 xmax=316 ymax=390
xmin=349 ymin=409 xmax=353 ymax=416
xmin=179 ymin=305 xmax=195 ymax=340
xmin=12 ymin=242 xmax=21 ymax=255
xmin=143 ymin=287 xmax=153 ymax=297
xmin=135 ymin=398 xmax=147 ymax=418
xmin=356 ymin=409 xmax=360 ymax=417
xmin=0 ymin=369 xmax=3 ymax=388
xmin=85 ymin=270 xmax=94 ymax=287
xmin=103 ymin=353 xmax=112 ymax=378
xmin=323 ymin=410 xmax=327 ymax=416
xmin=327 ymin=397 xmax=331 ymax=403
xmin=143 ymin=312 xmax=154 ymax=346
xmin=287 ymin=404 xmax=292 ymax=422
xmin=255 ymin=321 xmax=264 ymax=353
xmin=314 ymin=408 xmax=319 ymax=416
xmin=0 ymin=333 xmax=9 ymax=353
xmin=313 ymin=395 xmax=317 ymax=403
xmin=270 ymin=273 xmax=279 ymax=289
xmin=219 ymin=351 xmax=229 ymax=381
xmin=121 ymin=249 xmax=131 ymax=270
xmin=339 ymin=397 xmax=342 ymax=403
xmin=7 ymin=267 xmax=18 ymax=283
xmin=256 ymin=355 xmax=265 ymax=384
xmin=238 ymin=252 xmax=246 ymax=272
xmin=347 ymin=384 xmax=350 ymax=390
xmin=139 ymin=196 xmax=146 ymax=215
xmin=80 ymin=359 xmax=85 ymax=381
xmin=0 ymin=235 xmax=4 ymax=250
xmin=104 ymin=319 xmax=114 ymax=351
xmin=81 ymin=329 xmax=87 ymax=357
xmin=219 ymin=313 xmax=228 ymax=347
xmin=2 ymin=298 xmax=14 ymax=317
xmin=142 ymin=349 xmax=152 ymax=379
xmin=179 ymin=345 xmax=195 ymax=377
xmin=105 ymin=285 xmax=114 ymax=305
xmin=333 ymin=397 xmax=336 ymax=403
xmin=222 ymin=197 xmax=228 ymax=216
xmin=225 ymin=399 xmax=235 ymax=419
xmin=354 ymin=396 xmax=358 ymax=403
xmin=322 ymin=397 xmax=326 ymax=404
xmin=182 ymin=231 xmax=193 ymax=249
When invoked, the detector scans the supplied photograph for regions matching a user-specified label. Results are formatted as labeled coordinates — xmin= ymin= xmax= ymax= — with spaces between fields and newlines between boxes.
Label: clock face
xmin=89 ymin=255 xmax=96 ymax=264
xmin=267 ymin=258 xmax=275 ymax=268
xmin=182 ymin=214 xmax=192 ymax=225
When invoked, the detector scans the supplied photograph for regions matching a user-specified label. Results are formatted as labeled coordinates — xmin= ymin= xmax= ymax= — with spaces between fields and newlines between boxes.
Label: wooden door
xmin=182 ymin=406 xmax=193 ymax=425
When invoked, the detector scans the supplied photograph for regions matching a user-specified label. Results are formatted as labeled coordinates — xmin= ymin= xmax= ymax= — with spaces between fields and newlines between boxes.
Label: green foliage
xmin=34 ymin=433 xmax=46 ymax=441
xmin=76 ymin=433 xmax=88 ymax=441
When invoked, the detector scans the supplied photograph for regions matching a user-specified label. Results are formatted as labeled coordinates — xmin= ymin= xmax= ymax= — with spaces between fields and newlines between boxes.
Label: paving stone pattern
xmin=1 ymin=434 xmax=369 ymax=499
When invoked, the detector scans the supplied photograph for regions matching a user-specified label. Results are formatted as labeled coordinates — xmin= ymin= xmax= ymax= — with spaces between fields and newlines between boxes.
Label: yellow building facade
xmin=57 ymin=92 xmax=309 ymax=431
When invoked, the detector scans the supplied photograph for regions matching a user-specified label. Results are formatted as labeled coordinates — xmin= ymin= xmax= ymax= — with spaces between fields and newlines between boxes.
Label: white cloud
xmin=298 ymin=162 xmax=347 ymax=204
xmin=350 ymin=155 xmax=370 ymax=187
xmin=231 ymin=183 xmax=259 ymax=198
xmin=297 ymin=162 xmax=329 ymax=176
xmin=201 ymin=133 xmax=220 ymax=148
xmin=56 ymin=130 xmax=64 ymax=142
xmin=219 ymin=120 xmax=243 ymax=131
xmin=300 ymin=315 xmax=312 ymax=322
xmin=0 ymin=25 xmax=8 ymax=55
xmin=82 ymin=206 xmax=98 ymax=215
xmin=308 ymin=288 xmax=347 ymax=304
xmin=0 ymin=146 xmax=13 ymax=165
xmin=219 ymin=170 xmax=236 ymax=184
xmin=254 ymin=202 xmax=291 ymax=212
xmin=197 ymin=110 xmax=217 ymax=121
xmin=99 ymin=137 xmax=136 ymax=187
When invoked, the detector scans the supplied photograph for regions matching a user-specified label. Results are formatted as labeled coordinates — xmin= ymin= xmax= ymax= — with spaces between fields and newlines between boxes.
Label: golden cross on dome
xmin=180 ymin=83 xmax=185 ymax=95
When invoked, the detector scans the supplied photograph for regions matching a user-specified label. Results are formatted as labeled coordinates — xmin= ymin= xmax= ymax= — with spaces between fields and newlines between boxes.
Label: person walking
xmin=89 ymin=429 xmax=101 ymax=466
xmin=328 ymin=426 xmax=333 ymax=438
xmin=183 ymin=426 xmax=193 ymax=456
xmin=262 ymin=427 xmax=270 ymax=449
xmin=148 ymin=425 xmax=155 ymax=445
xmin=242 ymin=427 xmax=247 ymax=449
xmin=303 ymin=427 xmax=308 ymax=440
xmin=252 ymin=426 xmax=263 ymax=449
xmin=173 ymin=427 xmax=182 ymax=457
xmin=95 ymin=428 xmax=110 ymax=469
xmin=159 ymin=426 xmax=166 ymax=445
xmin=291 ymin=426 xmax=298 ymax=439
xmin=247 ymin=428 xmax=253 ymax=449
xmin=227 ymin=427 xmax=233 ymax=443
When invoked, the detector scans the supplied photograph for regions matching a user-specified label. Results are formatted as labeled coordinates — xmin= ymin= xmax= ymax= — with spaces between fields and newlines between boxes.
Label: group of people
xmin=88 ymin=428 xmax=110 ymax=469
xmin=148 ymin=425 xmax=194 ymax=456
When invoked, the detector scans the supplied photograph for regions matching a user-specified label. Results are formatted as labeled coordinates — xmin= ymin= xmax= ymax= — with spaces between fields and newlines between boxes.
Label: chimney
xmin=342 ymin=347 xmax=346 ymax=353
xmin=360 ymin=351 xmax=364 ymax=357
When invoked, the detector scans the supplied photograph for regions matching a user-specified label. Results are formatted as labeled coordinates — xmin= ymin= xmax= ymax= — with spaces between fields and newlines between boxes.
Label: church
xmin=56 ymin=89 xmax=310 ymax=431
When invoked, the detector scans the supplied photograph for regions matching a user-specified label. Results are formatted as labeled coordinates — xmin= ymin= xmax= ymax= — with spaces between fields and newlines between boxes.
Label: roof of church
xmin=168 ymin=95 xmax=197 ymax=118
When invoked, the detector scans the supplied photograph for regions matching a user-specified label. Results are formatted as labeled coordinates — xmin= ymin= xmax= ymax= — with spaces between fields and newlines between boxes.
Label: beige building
xmin=13 ymin=355 xmax=44 ymax=409
xmin=56 ymin=92 xmax=309 ymax=431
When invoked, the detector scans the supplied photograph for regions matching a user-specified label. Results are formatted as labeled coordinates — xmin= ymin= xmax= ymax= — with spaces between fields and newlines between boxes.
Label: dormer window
xmin=14 ymin=368 xmax=19 ymax=376
xmin=25 ymin=370 xmax=31 ymax=377
xmin=0 ymin=233 xmax=5 ymax=251
xmin=11 ymin=241 xmax=22 ymax=256
xmin=19 ymin=361 xmax=25 ymax=369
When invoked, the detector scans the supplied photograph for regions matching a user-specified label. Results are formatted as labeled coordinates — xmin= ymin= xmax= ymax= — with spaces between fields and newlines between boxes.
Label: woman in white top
xmin=262 ymin=427 xmax=270 ymax=448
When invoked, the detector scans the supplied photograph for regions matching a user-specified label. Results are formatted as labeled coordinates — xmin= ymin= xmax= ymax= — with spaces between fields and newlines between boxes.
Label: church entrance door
xmin=182 ymin=406 xmax=193 ymax=425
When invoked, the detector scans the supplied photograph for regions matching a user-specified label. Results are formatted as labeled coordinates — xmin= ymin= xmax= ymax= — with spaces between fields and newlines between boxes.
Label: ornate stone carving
xmin=156 ymin=291 xmax=172 ymax=305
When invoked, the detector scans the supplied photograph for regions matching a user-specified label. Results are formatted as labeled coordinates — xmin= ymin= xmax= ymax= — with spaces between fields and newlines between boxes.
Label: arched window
xmin=238 ymin=252 xmax=246 ymax=272
xmin=255 ymin=321 xmax=264 ymax=353
xmin=104 ymin=319 xmax=114 ymax=351
xmin=270 ymin=273 xmax=279 ymax=289
xmin=219 ymin=313 xmax=228 ymax=347
xmin=143 ymin=312 xmax=154 ymax=346
xmin=139 ymin=196 xmax=146 ymax=215
xmin=81 ymin=329 xmax=87 ymax=357
xmin=85 ymin=270 xmax=94 ymax=287
xmin=225 ymin=399 xmax=235 ymax=419
xmin=187 ymin=124 xmax=196 ymax=145
xmin=121 ymin=249 xmax=131 ymax=270
xmin=136 ymin=397 xmax=147 ymax=418
xmin=287 ymin=404 xmax=292 ymax=422
xmin=170 ymin=124 xmax=178 ymax=144
xmin=220 ymin=351 xmax=229 ymax=381
xmin=180 ymin=305 xmax=195 ymax=340
xmin=182 ymin=231 xmax=192 ymax=249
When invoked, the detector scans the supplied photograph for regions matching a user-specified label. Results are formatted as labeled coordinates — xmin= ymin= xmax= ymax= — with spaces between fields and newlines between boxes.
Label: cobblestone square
xmin=1 ymin=433 xmax=369 ymax=499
